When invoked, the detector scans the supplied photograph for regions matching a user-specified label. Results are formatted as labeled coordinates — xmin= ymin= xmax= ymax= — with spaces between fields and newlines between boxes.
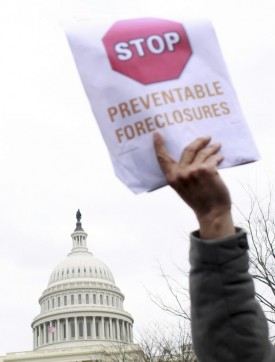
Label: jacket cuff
xmin=190 ymin=228 xmax=248 ymax=265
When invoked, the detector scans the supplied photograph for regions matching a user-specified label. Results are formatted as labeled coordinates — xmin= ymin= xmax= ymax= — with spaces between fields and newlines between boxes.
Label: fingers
xmin=179 ymin=136 xmax=211 ymax=167
xmin=193 ymin=142 xmax=222 ymax=165
xmin=154 ymin=133 xmax=224 ymax=177
xmin=186 ymin=153 xmax=223 ymax=176
xmin=192 ymin=154 xmax=224 ymax=176
xmin=153 ymin=132 xmax=176 ymax=175
xmin=213 ymin=153 xmax=224 ymax=164
xmin=206 ymin=153 xmax=224 ymax=168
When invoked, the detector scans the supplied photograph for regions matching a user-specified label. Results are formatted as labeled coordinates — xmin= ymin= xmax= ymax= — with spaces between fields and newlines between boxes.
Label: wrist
xmin=197 ymin=209 xmax=235 ymax=240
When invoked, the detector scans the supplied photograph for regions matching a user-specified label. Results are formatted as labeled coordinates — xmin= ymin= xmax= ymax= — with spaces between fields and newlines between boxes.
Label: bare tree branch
xmin=146 ymin=262 xmax=191 ymax=322
xmin=136 ymin=322 xmax=197 ymax=361
xmin=236 ymin=187 xmax=275 ymax=326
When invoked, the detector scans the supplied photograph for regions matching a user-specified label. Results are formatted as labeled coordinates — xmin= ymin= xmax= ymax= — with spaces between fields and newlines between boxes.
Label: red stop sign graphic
xmin=102 ymin=18 xmax=192 ymax=85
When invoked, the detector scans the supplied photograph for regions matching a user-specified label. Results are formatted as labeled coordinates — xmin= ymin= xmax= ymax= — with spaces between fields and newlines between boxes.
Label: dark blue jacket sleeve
xmin=189 ymin=228 xmax=275 ymax=362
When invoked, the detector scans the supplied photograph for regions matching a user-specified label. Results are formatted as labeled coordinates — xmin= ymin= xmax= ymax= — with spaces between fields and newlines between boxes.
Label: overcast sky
xmin=0 ymin=0 xmax=275 ymax=356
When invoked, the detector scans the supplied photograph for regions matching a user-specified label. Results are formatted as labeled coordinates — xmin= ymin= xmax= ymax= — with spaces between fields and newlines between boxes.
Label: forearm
xmin=197 ymin=209 xmax=235 ymax=240
xmin=189 ymin=229 xmax=275 ymax=362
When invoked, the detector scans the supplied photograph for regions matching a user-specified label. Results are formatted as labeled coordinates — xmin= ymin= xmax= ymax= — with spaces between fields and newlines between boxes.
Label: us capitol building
xmin=0 ymin=211 xmax=140 ymax=362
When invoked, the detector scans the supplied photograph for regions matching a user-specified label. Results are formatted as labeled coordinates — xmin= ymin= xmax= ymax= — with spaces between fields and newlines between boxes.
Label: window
xmin=78 ymin=294 xmax=82 ymax=304
xmin=106 ymin=295 xmax=109 ymax=305
xmin=71 ymin=295 xmax=74 ymax=305
xmin=93 ymin=294 xmax=96 ymax=304
xmin=58 ymin=297 xmax=60 ymax=307
xmin=86 ymin=294 xmax=89 ymax=304
xmin=100 ymin=295 xmax=103 ymax=305
xmin=64 ymin=295 xmax=67 ymax=306
xmin=112 ymin=297 xmax=114 ymax=307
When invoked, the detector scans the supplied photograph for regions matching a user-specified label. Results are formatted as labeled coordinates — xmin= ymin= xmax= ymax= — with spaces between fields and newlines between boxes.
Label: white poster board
xmin=64 ymin=17 xmax=259 ymax=193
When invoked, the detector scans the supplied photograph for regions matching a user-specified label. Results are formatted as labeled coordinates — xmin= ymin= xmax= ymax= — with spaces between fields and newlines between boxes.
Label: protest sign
xmin=64 ymin=17 xmax=259 ymax=193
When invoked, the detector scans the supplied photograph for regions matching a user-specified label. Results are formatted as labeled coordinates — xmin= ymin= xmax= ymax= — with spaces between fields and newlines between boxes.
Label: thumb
xmin=153 ymin=133 xmax=176 ymax=175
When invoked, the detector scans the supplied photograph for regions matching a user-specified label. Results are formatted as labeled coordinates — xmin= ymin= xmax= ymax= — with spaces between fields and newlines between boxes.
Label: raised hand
xmin=153 ymin=133 xmax=235 ymax=239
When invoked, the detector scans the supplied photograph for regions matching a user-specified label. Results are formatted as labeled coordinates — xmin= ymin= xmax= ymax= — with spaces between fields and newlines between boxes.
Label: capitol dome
xmin=48 ymin=248 xmax=115 ymax=286
xmin=31 ymin=211 xmax=134 ymax=351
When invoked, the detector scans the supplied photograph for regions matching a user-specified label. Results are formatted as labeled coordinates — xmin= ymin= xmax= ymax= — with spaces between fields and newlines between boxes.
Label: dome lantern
xmin=70 ymin=209 xmax=88 ymax=252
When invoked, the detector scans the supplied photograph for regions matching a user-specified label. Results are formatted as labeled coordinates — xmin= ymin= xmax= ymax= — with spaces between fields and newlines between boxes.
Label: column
xmin=37 ymin=326 xmax=40 ymax=347
xmin=75 ymin=317 xmax=78 ymax=339
xmin=116 ymin=319 xmax=120 ymax=341
xmin=52 ymin=322 xmax=57 ymax=343
xmin=51 ymin=322 xmax=56 ymax=343
xmin=128 ymin=323 xmax=131 ymax=342
xmin=126 ymin=322 xmax=129 ymax=342
xmin=100 ymin=317 xmax=105 ymax=339
xmin=129 ymin=324 xmax=132 ymax=342
xmin=109 ymin=318 xmax=113 ymax=340
xmin=66 ymin=318 xmax=69 ymax=341
xmin=130 ymin=324 xmax=133 ymax=342
xmin=124 ymin=322 xmax=127 ymax=343
xmin=122 ymin=321 xmax=125 ymax=341
xmin=119 ymin=321 xmax=122 ymax=341
xmin=43 ymin=323 xmax=47 ymax=345
xmin=122 ymin=321 xmax=125 ymax=342
xmin=46 ymin=322 xmax=49 ymax=344
xmin=33 ymin=328 xmax=35 ymax=349
xmin=84 ymin=316 xmax=87 ymax=339
xmin=39 ymin=325 xmax=42 ymax=346
xmin=35 ymin=327 xmax=38 ymax=347
xmin=125 ymin=322 xmax=128 ymax=342
xmin=122 ymin=322 xmax=125 ymax=342
xmin=123 ymin=321 xmax=126 ymax=342
xmin=92 ymin=317 xmax=96 ymax=339
xmin=105 ymin=319 xmax=109 ymax=339
xmin=57 ymin=319 xmax=61 ymax=342
xmin=37 ymin=326 xmax=40 ymax=346
xmin=48 ymin=322 xmax=51 ymax=343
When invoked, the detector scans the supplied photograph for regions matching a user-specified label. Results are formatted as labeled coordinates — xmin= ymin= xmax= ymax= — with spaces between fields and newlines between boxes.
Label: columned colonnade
xmin=33 ymin=316 xmax=133 ymax=349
